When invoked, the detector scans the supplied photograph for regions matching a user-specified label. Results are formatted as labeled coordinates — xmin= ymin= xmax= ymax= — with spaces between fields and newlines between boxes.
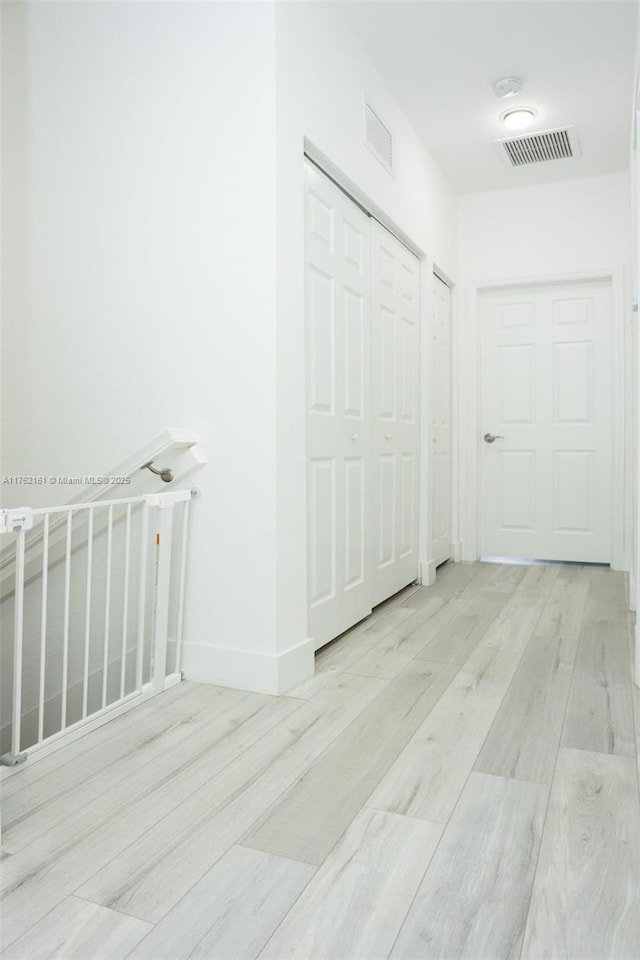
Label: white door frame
xmin=458 ymin=268 xmax=628 ymax=571
xmin=430 ymin=267 xmax=459 ymax=572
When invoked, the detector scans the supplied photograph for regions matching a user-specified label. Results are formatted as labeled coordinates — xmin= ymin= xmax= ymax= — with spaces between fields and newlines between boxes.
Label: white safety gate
xmin=0 ymin=489 xmax=195 ymax=766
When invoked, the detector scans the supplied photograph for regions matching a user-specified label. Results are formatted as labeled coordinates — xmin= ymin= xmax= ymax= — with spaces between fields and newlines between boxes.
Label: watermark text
xmin=2 ymin=475 xmax=132 ymax=486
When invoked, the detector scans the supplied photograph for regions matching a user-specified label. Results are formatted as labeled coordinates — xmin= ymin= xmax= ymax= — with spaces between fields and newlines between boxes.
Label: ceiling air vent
xmin=497 ymin=127 xmax=581 ymax=167
xmin=365 ymin=101 xmax=394 ymax=174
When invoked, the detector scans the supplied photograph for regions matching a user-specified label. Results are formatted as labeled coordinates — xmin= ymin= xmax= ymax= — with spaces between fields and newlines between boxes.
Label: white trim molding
xmin=421 ymin=559 xmax=437 ymax=586
xmin=418 ymin=264 xmax=436 ymax=592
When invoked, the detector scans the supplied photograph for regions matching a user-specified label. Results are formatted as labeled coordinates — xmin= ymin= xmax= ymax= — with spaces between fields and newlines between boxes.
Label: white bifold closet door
xmin=370 ymin=221 xmax=420 ymax=606
xmin=305 ymin=162 xmax=372 ymax=647
xmin=305 ymin=161 xmax=420 ymax=649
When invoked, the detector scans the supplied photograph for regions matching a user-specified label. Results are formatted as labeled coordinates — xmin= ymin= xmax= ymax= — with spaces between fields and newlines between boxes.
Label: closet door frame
xmin=430 ymin=272 xmax=454 ymax=569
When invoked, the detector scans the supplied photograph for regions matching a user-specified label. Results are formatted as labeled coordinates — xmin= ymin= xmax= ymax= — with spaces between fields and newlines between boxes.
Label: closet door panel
xmin=371 ymin=221 xmax=420 ymax=606
xmin=305 ymin=162 xmax=372 ymax=649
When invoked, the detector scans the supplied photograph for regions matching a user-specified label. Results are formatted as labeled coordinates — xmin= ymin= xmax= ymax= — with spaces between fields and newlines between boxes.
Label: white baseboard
xmin=182 ymin=637 xmax=315 ymax=696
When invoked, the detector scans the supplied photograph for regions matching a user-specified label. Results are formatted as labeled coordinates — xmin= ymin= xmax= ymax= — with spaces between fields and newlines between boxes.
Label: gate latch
xmin=0 ymin=508 xmax=34 ymax=534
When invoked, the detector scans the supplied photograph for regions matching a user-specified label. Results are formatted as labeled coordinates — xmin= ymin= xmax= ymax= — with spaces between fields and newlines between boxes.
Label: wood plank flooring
xmin=391 ymin=773 xmax=548 ymax=959
xmin=1 ymin=560 xmax=639 ymax=960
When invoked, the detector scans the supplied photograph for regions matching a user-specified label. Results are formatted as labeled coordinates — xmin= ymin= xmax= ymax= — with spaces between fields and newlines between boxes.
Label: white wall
xmin=630 ymin=111 xmax=638 ymax=614
xmin=1 ymin=2 xmax=285 ymax=691
xmin=459 ymin=173 xmax=630 ymax=280
xmin=0 ymin=7 xmax=3 ymax=487
xmin=630 ymin=1 xmax=640 ymax=681
xmin=273 ymin=1 xmax=458 ymax=656
xmin=457 ymin=173 xmax=633 ymax=562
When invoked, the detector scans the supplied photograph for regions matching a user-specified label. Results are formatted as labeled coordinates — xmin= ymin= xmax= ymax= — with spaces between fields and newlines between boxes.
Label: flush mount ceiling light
xmin=501 ymin=107 xmax=537 ymax=130
xmin=493 ymin=77 xmax=522 ymax=99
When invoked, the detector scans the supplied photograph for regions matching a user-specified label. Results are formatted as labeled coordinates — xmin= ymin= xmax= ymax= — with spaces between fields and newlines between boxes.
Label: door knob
xmin=483 ymin=432 xmax=504 ymax=444
xmin=351 ymin=433 xmax=360 ymax=442
xmin=385 ymin=433 xmax=392 ymax=440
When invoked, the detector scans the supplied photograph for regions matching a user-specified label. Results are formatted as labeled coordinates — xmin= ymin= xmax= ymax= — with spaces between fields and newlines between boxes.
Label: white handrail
xmin=0 ymin=430 xmax=206 ymax=601
xmin=1 ymin=489 xmax=196 ymax=766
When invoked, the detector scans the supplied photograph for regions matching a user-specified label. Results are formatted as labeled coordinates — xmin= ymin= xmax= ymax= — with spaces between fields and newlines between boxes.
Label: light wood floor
xmin=2 ymin=561 xmax=640 ymax=959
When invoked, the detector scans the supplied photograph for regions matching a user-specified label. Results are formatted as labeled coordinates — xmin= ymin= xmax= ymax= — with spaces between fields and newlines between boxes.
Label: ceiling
xmin=336 ymin=0 xmax=638 ymax=194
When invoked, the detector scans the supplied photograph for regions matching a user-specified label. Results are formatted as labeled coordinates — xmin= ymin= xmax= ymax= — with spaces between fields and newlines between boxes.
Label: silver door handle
xmin=483 ymin=432 xmax=504 ymax=444
xmin=351 ymin=433 xmax=360 ymax=442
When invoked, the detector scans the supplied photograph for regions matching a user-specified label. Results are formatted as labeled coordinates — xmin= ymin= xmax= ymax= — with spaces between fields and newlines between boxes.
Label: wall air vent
xmin=497 ymin=127 xmax=581 ymax=167
xmin=365 ymin=101 xmax=394 ymax=174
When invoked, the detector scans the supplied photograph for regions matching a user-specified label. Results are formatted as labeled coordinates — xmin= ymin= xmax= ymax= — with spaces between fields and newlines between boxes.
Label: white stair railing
xmin=0 ymin=428 xmax=206 ymax=603
xmin=0 ymin=488 xmax=196 ymax=766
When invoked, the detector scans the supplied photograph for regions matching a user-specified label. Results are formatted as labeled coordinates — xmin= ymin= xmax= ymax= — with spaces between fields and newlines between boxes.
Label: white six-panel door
xmin=371 ymin=220 xmax=420 ymax=606
xmin=305 ymin=162 xmax=372 ymax=647
xmin=431 ymin=274 xmax=453 ymax=567
xmin=305 ymin=163 xmax=421 ymax=647
xmin=480 ymin=279 xmax=612 ymax=563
